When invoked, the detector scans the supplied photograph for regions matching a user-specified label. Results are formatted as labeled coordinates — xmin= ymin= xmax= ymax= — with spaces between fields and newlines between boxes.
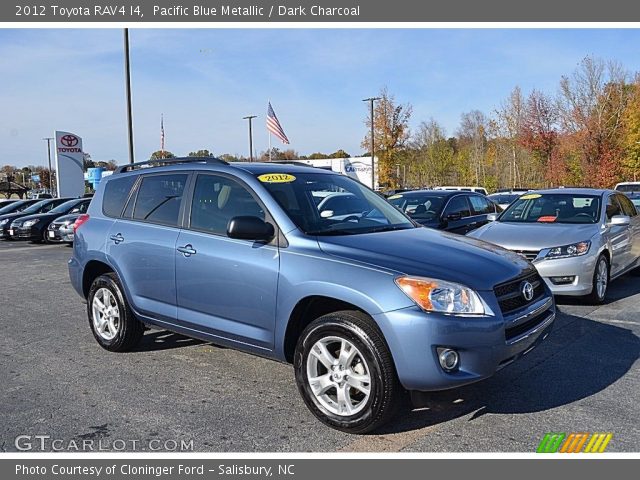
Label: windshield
xmin=0 ymin=201 xmax=29 ymax=214
xmin=259 ymin=172 xmax=415 ymax=235
xmin=49 ymin=199 xmax=81 ymax=215
xmin=489 ymin=194 xmax=519 ymax=205
xmin=21 ymin=200 xmax=51 ymax=214
xmin=499 ymin=193 xmax=601 ymax=224
xmin=388 ymin=194 xmax=446 ymax=222
xmin=616 ymin=184 xmax=640 ymax=193
xmin=630 ymin=198 xmax=640 ymax=209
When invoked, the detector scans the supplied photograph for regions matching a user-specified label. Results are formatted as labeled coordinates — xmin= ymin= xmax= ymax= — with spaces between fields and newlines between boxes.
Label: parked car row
xmin=0 ymin=197 xmax=91 ymax=243
xmin=4 ymin=158 xmax=638 ymax=434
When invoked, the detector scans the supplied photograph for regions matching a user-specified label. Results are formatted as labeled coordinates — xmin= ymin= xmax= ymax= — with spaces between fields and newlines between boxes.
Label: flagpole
xmin=268 ymin=99 xmax=272 ymax=162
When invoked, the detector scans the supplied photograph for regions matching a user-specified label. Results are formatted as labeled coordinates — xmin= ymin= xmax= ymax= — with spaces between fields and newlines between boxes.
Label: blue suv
xmin=69 ymin=158 xmax=555 ymax=433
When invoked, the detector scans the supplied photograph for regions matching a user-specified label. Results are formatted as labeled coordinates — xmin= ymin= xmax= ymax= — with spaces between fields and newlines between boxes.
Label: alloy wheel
xmin=306 ymin=336 xmax=371 ymax=416
xmin=91 ymin=287 xmax=121 ymax=341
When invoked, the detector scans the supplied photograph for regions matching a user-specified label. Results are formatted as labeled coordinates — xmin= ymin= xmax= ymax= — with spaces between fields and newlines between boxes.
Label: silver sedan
xmin=468 ymin=188 xmax=640 ymax=304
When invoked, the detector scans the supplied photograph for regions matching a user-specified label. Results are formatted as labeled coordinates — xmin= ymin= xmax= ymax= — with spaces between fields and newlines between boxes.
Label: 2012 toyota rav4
xmin=69 ymin=157 xmax=555 ymax=433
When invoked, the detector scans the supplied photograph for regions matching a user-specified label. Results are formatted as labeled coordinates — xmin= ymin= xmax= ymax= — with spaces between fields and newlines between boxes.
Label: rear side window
xmin=103 ymin=176 xmax=137 ymax=218
xmin=133 ymin=174 xmax=187 ymax=227
xmin=617 ymin=194 xmax=638 ymax=217
xmin=468 ymin=195 xmax=493 ymax=215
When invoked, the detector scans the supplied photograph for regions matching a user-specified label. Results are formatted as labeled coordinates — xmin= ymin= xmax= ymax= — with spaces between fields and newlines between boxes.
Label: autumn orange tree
xmin=361 ymin=87 xmax=412 ymax=189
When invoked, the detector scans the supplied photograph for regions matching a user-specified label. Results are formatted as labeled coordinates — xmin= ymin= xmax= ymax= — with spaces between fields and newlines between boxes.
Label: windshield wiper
xmin=364 ymin=225 xmax=413 ymax=234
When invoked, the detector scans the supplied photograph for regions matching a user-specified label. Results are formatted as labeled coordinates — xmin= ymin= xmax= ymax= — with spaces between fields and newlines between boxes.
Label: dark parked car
xmin=0 ymin=199 xmax=40 ymax=215
xmin=47 ymin=213 xmax=84 ymax=243
xmin=9 ymin=198 xmax=91 ymax=242
xmin=0 ymin=198 xmax=71 ymax=239
xmin=387 ymin=189 xmax=501 ymax=234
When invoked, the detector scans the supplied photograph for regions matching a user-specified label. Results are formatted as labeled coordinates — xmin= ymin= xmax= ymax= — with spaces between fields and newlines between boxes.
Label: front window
xmin=21 ymin=200 xmax=51 ymax=214
xmin=50 ymin=200 xmax=83 ymax=215
xmin=499 ymin=193 xmax=601 ymax=224
xmin=259 ymin=172 xmax=414 ymax=235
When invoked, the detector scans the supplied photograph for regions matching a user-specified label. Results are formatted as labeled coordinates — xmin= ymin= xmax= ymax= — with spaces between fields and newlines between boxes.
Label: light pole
xmin=363 ymin=97 xmax=380 ymax=189
xmin=243 ymin=115 xmax=257 ymax=162
xmin=43 ymin=137 xmax=53 ymax=194
xmin=124 ymin=28 xmax=135 ymax=164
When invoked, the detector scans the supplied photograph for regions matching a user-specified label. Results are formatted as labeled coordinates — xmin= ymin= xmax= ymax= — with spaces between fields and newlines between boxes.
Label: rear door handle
xmin=110 ymin=233 xmax=124 ymax=244
xmin=177 ymin=244 xmax=197 ymax=257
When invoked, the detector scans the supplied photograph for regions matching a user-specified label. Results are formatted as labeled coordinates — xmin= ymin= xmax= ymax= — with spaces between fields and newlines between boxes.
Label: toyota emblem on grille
xmin=521 ymin=281 xmax=534 ymax=301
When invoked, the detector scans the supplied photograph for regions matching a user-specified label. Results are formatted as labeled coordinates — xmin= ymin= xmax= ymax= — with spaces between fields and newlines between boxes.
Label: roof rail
xmin=114 ymin=156 xmax=229 ymax=174
xmin=268 ymin=161 xmax=316 ymax=168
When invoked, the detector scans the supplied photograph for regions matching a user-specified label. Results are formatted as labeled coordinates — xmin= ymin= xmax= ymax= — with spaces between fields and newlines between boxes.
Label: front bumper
xmin=373 ymin=294 xmax=555 ymax=392
xmin=47 ymin=224 xmax=74 ymax=243
xmin=533 ymin=254 xmax=597 ymax=296
xmin=11 ymin=225 xmax=37 ymax=240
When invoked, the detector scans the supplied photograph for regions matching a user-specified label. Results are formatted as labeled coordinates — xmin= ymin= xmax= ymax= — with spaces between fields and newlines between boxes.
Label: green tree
xmin=328 ymin=149 xmax=351 ymax=158
xmin=188 ymin=149 xmax=214 ymax=157
xmin=150 ymin=150 xmax=176 ymax=160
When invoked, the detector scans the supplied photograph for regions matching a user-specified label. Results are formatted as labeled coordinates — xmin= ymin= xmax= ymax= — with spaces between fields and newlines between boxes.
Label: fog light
xmin=550 ymin=276 xmax=576 ymax=285
xmin=437 ymin=347 xmax=459 ymax=372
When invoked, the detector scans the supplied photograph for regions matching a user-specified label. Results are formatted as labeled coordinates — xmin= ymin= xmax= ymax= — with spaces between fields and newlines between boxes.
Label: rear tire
xmin=585 ymin=254 xmax=609 ymax=305
xmin=87 ymin=273 xmax=143 ymax=352
xmin=294 ymin=310 xmax=402 ymax=433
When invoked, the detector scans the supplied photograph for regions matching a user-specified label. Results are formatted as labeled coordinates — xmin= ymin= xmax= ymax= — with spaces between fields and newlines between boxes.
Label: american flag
xmin=266 ymin=102 xmax=290 ymax=144
xmin=160 ymin=114 xmax=165 ymax=154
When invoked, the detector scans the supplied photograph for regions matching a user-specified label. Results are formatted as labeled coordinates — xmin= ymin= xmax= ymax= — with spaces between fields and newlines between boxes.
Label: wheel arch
xmin=282 ymin=295 xmax=370 ymax=363
xmin=82 ymin=260 xmax=116 ymax=298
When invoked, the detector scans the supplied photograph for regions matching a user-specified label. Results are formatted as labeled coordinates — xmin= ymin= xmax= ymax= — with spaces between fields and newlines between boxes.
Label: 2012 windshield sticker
xmin=258 ymin=174 xmax=296 ymax=183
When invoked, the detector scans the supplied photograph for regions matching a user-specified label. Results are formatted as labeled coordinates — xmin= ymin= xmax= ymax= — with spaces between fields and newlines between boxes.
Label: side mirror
xmin=609 ymin=215 xmax=630 ymax=227
xmin=227 ymin=216 xmax=274 ymax=241
xmin=446 ymin=212 xmax=462 ymax=222
xmin=487 ymin=213 xmax=498 ymax=222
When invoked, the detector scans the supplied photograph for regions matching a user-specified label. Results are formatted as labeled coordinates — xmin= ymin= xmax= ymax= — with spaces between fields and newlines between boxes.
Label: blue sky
xmin=2 ymin=28 xmax=640 ymax=168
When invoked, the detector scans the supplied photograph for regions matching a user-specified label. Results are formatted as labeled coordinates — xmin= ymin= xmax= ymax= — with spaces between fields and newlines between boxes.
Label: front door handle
xmin=110 ymin=233 xmax=124 ymax=244
xmin=177 ymin=244 xmax=197 ymax=257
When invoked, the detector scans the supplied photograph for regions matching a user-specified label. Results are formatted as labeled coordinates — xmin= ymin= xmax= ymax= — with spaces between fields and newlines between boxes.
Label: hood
xmin=53 ymin=213 xmax=80 ymax=224
xmin=317 ymin=227 xmax=533 ymax=291
xmin=0 ymin=212 xmax=32 ymax=223
xmin=469 ymin=221 xmax=599 ymax=250
xmin=14 ymin=212 xmax=56 ymax=224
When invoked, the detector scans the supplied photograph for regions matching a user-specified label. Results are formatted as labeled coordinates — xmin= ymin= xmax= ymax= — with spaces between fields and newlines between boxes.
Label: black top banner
xmin=5 ymin=0 xmax=640 ymax=22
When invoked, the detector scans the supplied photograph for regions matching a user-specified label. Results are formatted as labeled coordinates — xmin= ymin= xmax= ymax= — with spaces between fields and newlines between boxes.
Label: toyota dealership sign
xmin=54 ymin=130 xmax=85 ymax=198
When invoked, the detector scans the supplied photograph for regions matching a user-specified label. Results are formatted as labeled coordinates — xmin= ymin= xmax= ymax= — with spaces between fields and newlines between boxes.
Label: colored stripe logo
xmin=537 ymin=433 xmax=612 ymax=453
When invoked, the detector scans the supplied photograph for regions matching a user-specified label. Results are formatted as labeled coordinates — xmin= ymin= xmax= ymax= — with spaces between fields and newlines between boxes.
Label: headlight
xmin=23 ymin=219 xmax=40 ymax=227
xmin=395 ymin=276 xmax=485 ymax=315
xmin=0 ymin=219 xmax=7 ymax=226
xmin=545 ymin=241 xmax=591 ymax=260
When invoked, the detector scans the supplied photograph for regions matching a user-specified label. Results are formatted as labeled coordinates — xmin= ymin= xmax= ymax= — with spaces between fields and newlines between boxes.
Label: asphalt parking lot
xmin=1 ymin=240 xmax=639 ymax=452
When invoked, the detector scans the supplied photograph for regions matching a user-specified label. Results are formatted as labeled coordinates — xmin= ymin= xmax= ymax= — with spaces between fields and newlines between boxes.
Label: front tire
xmin=87 ymin=273 xmax=143 ymax=352
xmin=586 ymin=254 xmax=609 ymax=305
xmin=294 ymin=310 xmax=402 ymax=433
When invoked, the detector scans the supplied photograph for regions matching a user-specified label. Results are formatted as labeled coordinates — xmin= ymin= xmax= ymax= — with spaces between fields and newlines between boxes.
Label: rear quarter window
xmin=102 ymin=176 xmax=137 ymax=218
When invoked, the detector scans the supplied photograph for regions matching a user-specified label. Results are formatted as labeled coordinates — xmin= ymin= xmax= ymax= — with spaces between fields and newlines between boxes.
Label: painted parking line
xmin=0 ymin=244 xmax=67 ymax=253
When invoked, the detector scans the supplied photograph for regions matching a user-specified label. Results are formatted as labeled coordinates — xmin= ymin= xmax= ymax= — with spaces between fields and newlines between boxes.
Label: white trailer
xmin=297 ymin=156 xmax=378 ymax=190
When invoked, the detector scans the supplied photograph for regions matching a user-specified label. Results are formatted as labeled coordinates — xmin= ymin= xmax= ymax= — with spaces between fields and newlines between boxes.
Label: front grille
xmin=494 ymin=272 xmax=545 ymax=315
xmin=505 ymin=308 xmax=553 ymax=342
xmin=510 ymin=249 xmax=540 ymax=261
